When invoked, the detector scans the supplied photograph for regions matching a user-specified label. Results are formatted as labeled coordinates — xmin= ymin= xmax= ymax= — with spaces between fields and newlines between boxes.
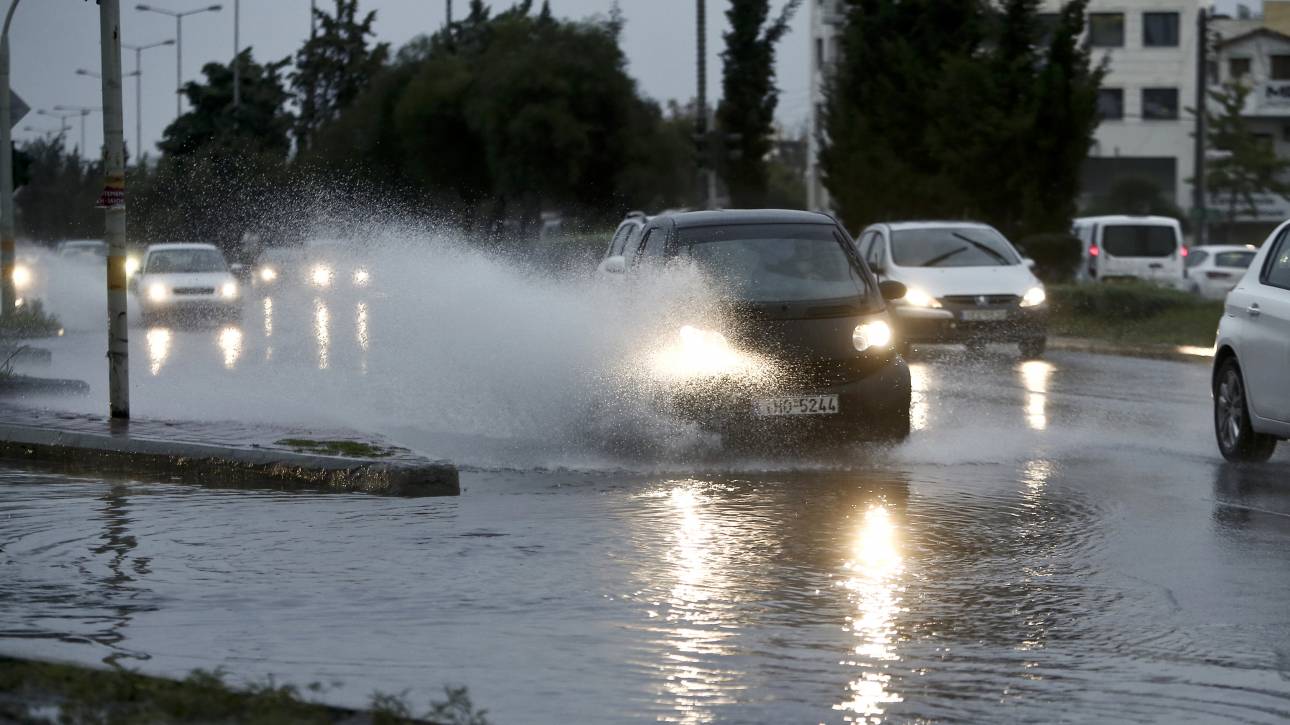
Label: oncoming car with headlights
xmin=856 ymin=221 xmax=1049 ymax=358
xmin=132 ymin=243 xmax=241 ymax=323
xmin=604 ymin=209 xmax=912 ymax=443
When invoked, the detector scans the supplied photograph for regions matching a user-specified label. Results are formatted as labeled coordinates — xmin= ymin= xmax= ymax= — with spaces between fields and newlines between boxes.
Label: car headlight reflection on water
xmin=853 ymin=319 xmax=893 ymax=352
xmin=1020 ymin=285 xmax=1047 ymax=308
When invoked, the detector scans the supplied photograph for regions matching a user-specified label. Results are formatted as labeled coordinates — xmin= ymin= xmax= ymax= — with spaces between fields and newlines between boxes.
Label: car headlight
xmin=148 ymin=282 xmax=168 ymax=302
xmin=902 ymin=287 xmax=942 ymax=308
xmin=310 ymin=264 xmax=333 ymax=287
xmin=853 ymin=319 xmax=893 ymax=352
xmin=221 ymin=281 xmax=239 ymax=299
xmin=1020 ymin=286 xmax=1047 ymax=308
xmin=11 ymin=264 xmax=31 ymax=290
xmin=259 ymin=266 xmax=277 ymax=283
xmin=125 ymin=256 xmax=140 ymax=277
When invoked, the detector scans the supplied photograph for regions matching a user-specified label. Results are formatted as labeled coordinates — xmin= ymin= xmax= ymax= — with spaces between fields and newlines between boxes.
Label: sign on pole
xmin=8 ymin=89 xmax=27 ymax=128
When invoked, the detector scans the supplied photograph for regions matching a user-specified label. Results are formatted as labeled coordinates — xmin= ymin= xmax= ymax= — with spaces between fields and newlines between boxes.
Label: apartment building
xmin=806 ymin=1 xmax=1201 ymax=221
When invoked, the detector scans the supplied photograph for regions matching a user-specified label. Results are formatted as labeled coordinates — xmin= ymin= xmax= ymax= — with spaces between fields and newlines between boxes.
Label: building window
xmin=1273 ymin=55 xmax=1290 ymax=80
xmin=1207 ymin=60 xmax=1220 ymax=85
xmin=1088 ymin=13 xmax=1125 ymax=47
xmin=1142 ymin=12 xmax=1180 ymax=47
xmin=1142 ymin=88 xmax=1179 ymax=120
xmin=1230 ymin=57 xmax=1251 ymax=80
xmin=1097 ymin=88 xmax=1124 ymax=120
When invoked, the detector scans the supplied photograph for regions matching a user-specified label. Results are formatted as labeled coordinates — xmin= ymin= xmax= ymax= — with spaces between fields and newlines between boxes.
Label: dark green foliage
xmin=1052 ymin=281 xmax=1204 ymax=319
xmin=1047 ymin=282 xmax=1224 ymax=346
xmin=159 ymin=50 xmax=294 ymax=160
xmin=10 ymin=143 xmax=30 ymax=188
xmin=1016 ymin=232 xmax=1082 ymax=283
xmin=821 ymin=0 xmax=1104 ymax=240
xmin=1202 ymin=81 xmax=1290 ymax=232
xmin=1083 ymin=177 xmax=1189 ymax=229
xmin=13 ymin=136 xmax=102 ymax=242
xmin=293 ymin=0 xmax=391 ymax=151
xmin=0 ymin=299 xmax=61 ymax=339
xmin=716 ymin=0 xmax=803 ymax=207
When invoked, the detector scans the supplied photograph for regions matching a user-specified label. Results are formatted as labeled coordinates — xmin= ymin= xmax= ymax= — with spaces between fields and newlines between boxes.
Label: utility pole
xmin=1193 ymin=7 xmax=1209 ymax=247
xmin=136 ymin=4 xmax=222 ymax=120
xmin=0 ymin=0 xmax=19 ymax=319
xmin=122 ymin=39 xmax=175 ymax=163
xmin=53 ymin=105 xmax=101 ymax=162
xmin=232 ymin=0 xmax=240 ymax=114
xmin=446 ymin=0 xmax=452 ymax=26
xmin=696 ymin=0 xmax=716 ymax=210
xmin=100 ymin=0 xmax=130 ymax=419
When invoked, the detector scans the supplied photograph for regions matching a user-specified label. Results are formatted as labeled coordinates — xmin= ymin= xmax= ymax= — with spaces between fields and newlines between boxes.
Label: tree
xmin=159 ymin=50 xmax=293 ymax=159
xmin=716 ymin=0 xmax=802 ymax=207
xmin=293 ymin=0 xmax=390 ymax=151
xmin=13 ymin=136 xmax=101 ymax=241
xmin=1203 ymin=81 xmax=1290 ymax=237
xmin=820 ymin=0 xmax=1103 ymax=240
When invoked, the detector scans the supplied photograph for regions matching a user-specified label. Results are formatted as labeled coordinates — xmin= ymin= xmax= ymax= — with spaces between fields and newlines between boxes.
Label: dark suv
xmin=602 ymin=209 xmax=912 ymax=442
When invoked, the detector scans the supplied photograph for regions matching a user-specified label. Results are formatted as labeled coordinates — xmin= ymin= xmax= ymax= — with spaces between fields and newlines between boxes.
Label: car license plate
xmin=754 ymin=395 xmax=840 ymax=417
xmin=961 ymin=309 xmax=1008 ymax=322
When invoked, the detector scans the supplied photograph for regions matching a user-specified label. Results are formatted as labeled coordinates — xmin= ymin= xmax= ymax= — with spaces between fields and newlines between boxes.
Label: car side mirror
xmin=598 ymin=256 xmax=627 ymax=276
xmin=1023 ymin=258 xmax=1037 ymax=269
xmin=879 ymin=280 xmax=907 ymax=301
xmin=869 ymin=260 xmax=886 ymax=275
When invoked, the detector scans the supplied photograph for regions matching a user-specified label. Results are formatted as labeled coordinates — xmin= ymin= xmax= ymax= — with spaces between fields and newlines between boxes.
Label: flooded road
xmin=5 ymin=288 xmax=1290 ymax=722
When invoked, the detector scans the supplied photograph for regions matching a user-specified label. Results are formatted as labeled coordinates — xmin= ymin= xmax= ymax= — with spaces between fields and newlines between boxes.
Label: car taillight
xmin=1180 ymin=247 xmax=1189 ymax=258
xmin=1089 ymin=245 xmax=1100 ymax=257
xmin=1206 ymin=271 xmax=1233 ymax=280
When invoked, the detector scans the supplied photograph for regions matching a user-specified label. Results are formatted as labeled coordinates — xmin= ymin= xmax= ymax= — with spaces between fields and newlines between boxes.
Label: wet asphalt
xmin=4 ymin=290 xmax=1290 ymax=723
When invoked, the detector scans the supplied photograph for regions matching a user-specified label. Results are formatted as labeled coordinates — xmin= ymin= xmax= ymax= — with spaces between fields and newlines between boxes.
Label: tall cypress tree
xmin=716 ymin=0 xmax=802 ymax=208
xmin=293 ymin=0 xmax=390 ymax=151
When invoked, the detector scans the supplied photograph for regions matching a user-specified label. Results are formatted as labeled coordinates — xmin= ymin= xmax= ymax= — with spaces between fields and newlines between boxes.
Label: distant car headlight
xmin=853 ymin=319 xmax=893 ymax=352
xmin=259 ymin=266 xmax=278 ymax=283
xmin=11 ymin=264 xmax=31 ymax=290
xmin=902 ymin=287 xmax=942 ymax=308
xmin=310 ymin=264 xmax=333 ymax=287
xmin=352 ymin=268 xmax=370 ymax=287
xmin=221 ymin=281 xmax=239 ymax=299
xmin=148 ymin=282 xmax=168 ymax=302
xmin=1020 ymin=286 xmax=1047 ymax=308
xmin=125 ymin=256 xmax=140 ymax=277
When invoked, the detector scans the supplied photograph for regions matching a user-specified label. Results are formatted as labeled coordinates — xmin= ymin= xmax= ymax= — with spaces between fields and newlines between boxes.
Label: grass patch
xmin=1048 ymin=282 xmax=1223 ymax=347
xmin=0 ymin=657 xmax=490 ymax=724
xmin=0 ymin=299 xmax=61 ymax=339
xmin=275 ymin=438 xmax=401 ymax=458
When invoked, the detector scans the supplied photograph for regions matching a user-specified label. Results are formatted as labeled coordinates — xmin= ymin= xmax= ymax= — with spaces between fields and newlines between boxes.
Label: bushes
xmin=0 ymin=299 xmax=61 ymax=339
xmin=1047 ymin=282 xmax=1225 ymax=346
xmin=1017 ymin=232 xmax=1082 ymax=283
xmin=1049 ymin=281 xmax=1204 ymax=319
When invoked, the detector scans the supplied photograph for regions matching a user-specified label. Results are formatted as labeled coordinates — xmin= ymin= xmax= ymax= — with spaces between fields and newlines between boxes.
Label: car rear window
xmin=679 ymin=223 xmax=869 ymax=303
xmin=1101 ymin=225 xmax=1178 ymax=257
xmin=1213 ymin=251 xmax=1256 ymax=269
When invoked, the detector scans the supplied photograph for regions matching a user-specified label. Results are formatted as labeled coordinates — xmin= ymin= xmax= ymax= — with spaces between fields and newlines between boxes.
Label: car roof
xmin=659 ymin=209 xmax=837 ymax=229
xmin=876 ymin=220 xmax=1000 ymax=232
xmin=1194 ymin=244 xmax=1259 ymax=253
xmin=147 ymin=243 xmax=221 ymax=252
xmin=60 ymin=239 xmax=105 ymax=246
xmin=1073 ymin=215 xmax=1180 ymax=226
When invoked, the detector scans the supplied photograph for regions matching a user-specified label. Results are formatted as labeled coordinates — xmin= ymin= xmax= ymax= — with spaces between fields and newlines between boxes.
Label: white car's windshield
xmin=681 ymin=224 xmax=868 ymax=303
xmin=891 ymin=227 xmax=1020 ymax=268
xmin=146 ymin=249 xmax=227 ymax=274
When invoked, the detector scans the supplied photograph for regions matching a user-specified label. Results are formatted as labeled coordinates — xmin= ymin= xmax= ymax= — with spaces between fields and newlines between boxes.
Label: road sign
xmin=9 ymin=90 xmax=28 ymax=129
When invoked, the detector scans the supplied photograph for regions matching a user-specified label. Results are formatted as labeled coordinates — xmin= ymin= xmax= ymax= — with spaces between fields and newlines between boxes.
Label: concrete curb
xmin=0 ymin=415 xmax=459 ymax=497
xmin=1049 ymin=336 xmax=1213 ymax=365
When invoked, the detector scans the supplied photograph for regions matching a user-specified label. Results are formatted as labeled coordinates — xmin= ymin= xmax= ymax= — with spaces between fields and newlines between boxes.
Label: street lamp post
xmin=77 ymin=67 xmax=142 ymax=161
xmin=0 ymin=0 xmax=22 ymax=319
xmin=36 ymin=109 xmax=78 ymax=143
xmin=135 ymin=4 xmax=222 ymax=120
xmin=99 ymin=38 xmax=172 ymax=164
xmin=53 ymin=104 xmax=102 ymax=161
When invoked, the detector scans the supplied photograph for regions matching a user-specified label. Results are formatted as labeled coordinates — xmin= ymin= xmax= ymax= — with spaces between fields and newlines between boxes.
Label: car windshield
xmin=146 ymin=249 xmax=227 ymax=274
xmin=1214 ymin=251 xmax=1256 ymax=269
xmin=680 ymin=224 xmax=868 ymax=303
xmin=890 ymin=227 xmax=1020 ymax=267
xmin=1101 ymin=225 xmax=1177 ymax=257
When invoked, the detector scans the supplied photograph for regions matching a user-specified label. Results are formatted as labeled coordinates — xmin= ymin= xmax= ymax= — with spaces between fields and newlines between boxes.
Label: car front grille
xmin=172 ymin=287 xmax=216 ymax=296
xmin=940 ymin=294 xmax=1020 ymax=307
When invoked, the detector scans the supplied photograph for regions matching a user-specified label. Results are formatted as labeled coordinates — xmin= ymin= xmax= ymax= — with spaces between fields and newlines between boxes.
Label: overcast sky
xmin=9 ymin=1 xmax=814 ymax=160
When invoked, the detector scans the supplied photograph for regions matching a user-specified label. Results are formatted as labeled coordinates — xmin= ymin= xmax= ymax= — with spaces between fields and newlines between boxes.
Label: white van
xmin=1072 ymin=215 xmax=1186 ymax=285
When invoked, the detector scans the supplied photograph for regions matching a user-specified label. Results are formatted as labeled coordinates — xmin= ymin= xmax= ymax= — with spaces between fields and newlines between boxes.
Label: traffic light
xmin=11 ymin=143 xmax=31 ymax=189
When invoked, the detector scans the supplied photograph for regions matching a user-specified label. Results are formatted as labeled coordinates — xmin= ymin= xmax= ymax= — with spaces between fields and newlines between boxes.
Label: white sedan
xmin=1185 ymin=244 xmax=1259 ymax=299
xmin=1213 ymin=226 xmax=1290 ymax=461
xmin=132 ymin=243 xmax=242 ymax=323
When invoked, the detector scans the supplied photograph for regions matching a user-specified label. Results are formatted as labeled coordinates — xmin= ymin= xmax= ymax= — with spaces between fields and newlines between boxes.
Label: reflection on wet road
xmin=4 ymin=288 xmax=1290 ymax=723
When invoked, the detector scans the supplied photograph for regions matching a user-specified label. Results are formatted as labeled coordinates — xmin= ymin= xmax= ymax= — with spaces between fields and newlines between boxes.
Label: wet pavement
xmin=4 ymin=261 xmax=1290 ymax=722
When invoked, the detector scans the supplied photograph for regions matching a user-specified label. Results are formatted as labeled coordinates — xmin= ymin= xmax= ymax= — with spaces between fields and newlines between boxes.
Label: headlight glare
xmin=853 ymin=319 xmax=894 ymax=352
xmin=1020 ymin=286 xmax=1047 ymax=308
xmin=221 ymin=281 xmax=239 ymax=299
xmin=311 ymin=264 xmax=333 ymax=287
xmin=125 ymin=256 xmax=140 ymax=277
xmin=902 ymin=287 xmax=941 ymax=308
xmin=259 ymin=266 xmax=277 ymax=283
xmin=11 ymin=264 xmax=31 ymax=290
xmin=148 ymin=282 xmax=168 ymax=302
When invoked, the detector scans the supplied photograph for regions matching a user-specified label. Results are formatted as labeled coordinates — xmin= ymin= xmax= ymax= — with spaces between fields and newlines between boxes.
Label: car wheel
xmin=1019 ymin=337 xmax=1047 ymax=359
xmin=1214 ymin=358 xmax=1278 ymax=463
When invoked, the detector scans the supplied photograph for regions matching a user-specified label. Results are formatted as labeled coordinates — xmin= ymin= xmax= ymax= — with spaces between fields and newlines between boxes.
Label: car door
xmin=1241 ymin=229 xmax=1290 ymax=423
